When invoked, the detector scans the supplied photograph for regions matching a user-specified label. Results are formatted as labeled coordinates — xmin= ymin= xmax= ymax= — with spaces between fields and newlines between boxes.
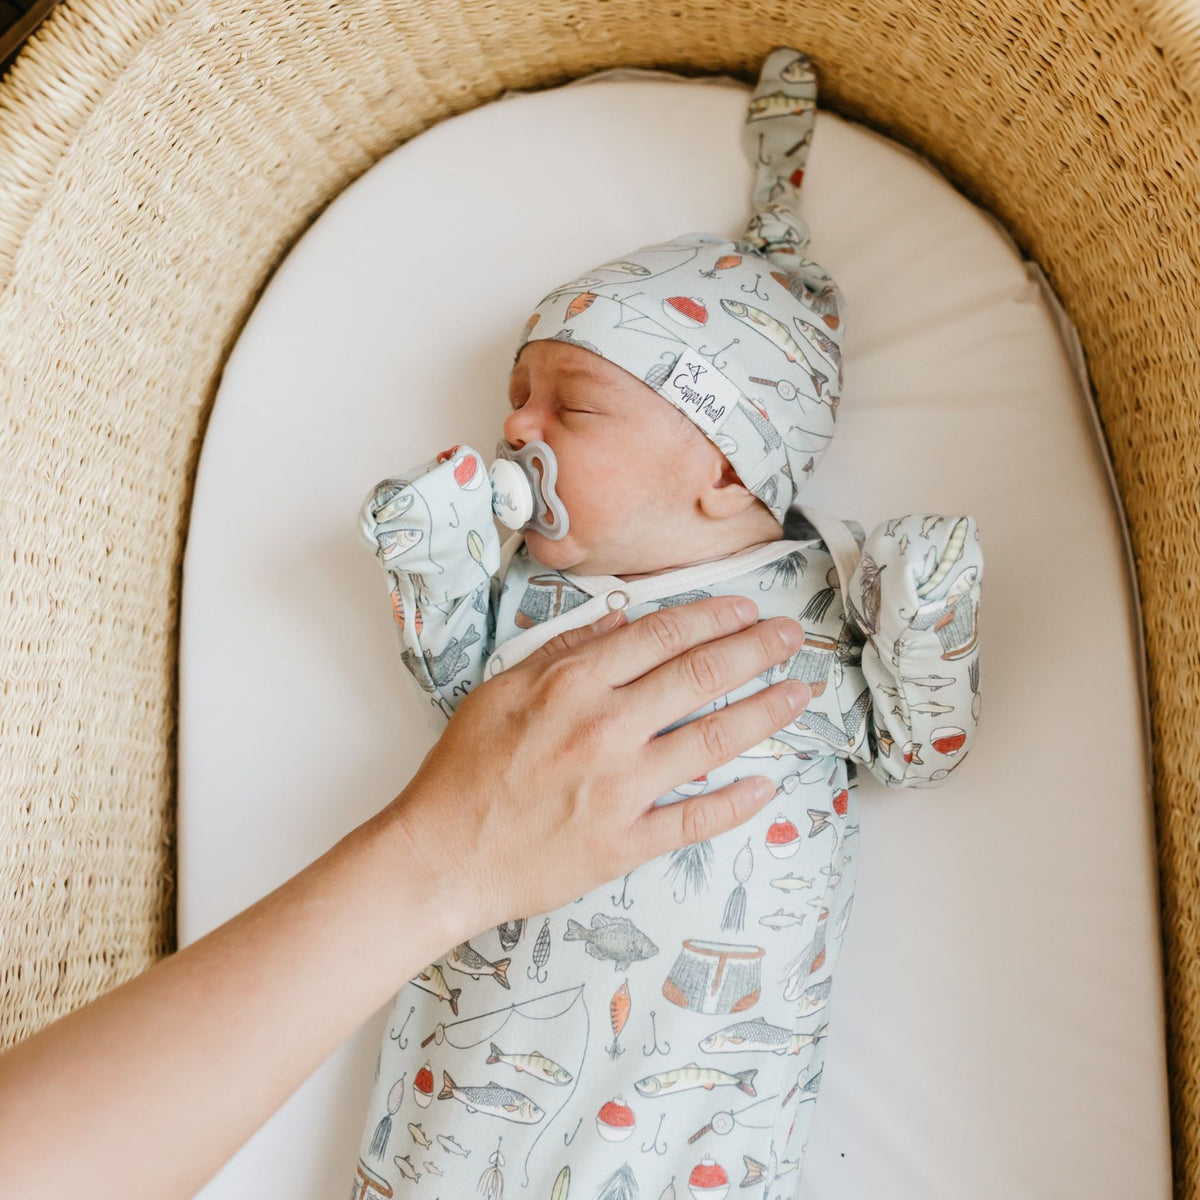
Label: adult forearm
xmin=0 ymin=794 xmax=468 ymax=1199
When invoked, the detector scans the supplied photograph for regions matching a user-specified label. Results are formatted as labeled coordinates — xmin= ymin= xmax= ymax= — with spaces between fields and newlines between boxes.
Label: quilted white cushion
xmin=179 ymin=68 xmax=1169 ymax=1198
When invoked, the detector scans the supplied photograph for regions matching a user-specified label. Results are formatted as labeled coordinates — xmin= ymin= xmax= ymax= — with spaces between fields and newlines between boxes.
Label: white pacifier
xmin=489 ymin=439 xmax=570 ymax=540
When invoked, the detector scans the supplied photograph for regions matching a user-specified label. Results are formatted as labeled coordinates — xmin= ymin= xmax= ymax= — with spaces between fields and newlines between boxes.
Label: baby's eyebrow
xmin=508 ymin=366 xmax=610 ymax=410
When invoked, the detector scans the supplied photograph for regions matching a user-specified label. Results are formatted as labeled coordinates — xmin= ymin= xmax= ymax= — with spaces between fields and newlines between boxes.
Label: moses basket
xmin=1 ymin=0 xmax=1197 ymax=1192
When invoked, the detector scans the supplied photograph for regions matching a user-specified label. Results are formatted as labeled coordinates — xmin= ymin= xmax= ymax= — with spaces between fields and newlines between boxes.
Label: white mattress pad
xmin=179 ymin=68 xmax=1170 ymax=1198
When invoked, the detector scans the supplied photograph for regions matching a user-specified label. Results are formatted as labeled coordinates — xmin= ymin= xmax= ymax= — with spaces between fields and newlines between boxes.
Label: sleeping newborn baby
xmin=352 ymin=47 xmax=984 ymax=1199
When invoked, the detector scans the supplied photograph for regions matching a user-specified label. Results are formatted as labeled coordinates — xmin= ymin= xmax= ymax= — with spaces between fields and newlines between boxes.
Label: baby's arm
xmin=834 ymin=513 xmax=984 ymax=788
xmin=358 ymin=444 xmax=500 ymax=725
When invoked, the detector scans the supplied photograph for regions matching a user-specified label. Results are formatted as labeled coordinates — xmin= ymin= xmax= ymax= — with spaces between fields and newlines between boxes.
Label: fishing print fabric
xmin=349 ymin=44 xmax=984 ymax=1200
xmin=352 ymin=462 xmax=983 ymax=1198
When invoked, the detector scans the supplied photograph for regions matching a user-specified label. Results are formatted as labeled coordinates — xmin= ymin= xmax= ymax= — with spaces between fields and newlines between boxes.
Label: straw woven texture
xmin=1 ymin=0 xmax=1197 ymax=1188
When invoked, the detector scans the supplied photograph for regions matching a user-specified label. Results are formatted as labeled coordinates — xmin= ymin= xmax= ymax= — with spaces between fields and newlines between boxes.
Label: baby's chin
xmin=523 ymin=528 xmax=590 ymax=573
xmin=526 ymin=529 xmax=653 ymax=579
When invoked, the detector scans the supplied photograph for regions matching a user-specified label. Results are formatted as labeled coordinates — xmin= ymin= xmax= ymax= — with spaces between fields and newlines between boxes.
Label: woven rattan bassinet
xmin=1 ymin=0 xmax=1197 ymax=1191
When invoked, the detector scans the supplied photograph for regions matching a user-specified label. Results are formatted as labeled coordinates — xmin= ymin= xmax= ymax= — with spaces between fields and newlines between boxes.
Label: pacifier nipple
xmin=489 ymin=440 xmax=570 ymax=540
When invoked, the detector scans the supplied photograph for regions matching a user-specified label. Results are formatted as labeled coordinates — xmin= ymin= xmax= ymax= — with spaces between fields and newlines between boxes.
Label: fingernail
xmin=783 ymin=681 xmax=811 ymax=709
xmin=733 ymin=597 xmax=757 ymax=623
xmin=590 ymin=610 xmax=623 ymax=632
xmin=752 ymin=777 xmax=775 ymax=801
xmin=776 ymin=621 xmax=804 ymax=651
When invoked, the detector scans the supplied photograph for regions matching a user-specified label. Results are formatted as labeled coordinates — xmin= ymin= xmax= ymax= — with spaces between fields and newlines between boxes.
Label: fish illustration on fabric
xmin=563 ymin=914 xmax=659 ymax=971
xmin=793 ymin=314 xmax=842 ymax=364
xmin=436 ymin=1132 xmax=471 ymax=1157
xmin=915 ymin=516 xmax=970 ymax=598
xmin=758 ymin=908 xmax=805 ymax=930
xmin=807 ymin=809 xmax=833 ymax=838
xmin=485 ymin=1042 xmax=573 ymax=1085
xmin=793 ymin=977 xmax=832 ymax=1019
xmin=909 ymin=672 xmax=957 ymax=690
xmin=789 ymin=686 xmax=871 ymax=752
xmin=736 ymin=397 xmax=784 ymax=453
xmin=446 ymin=940 xmax=512 ymax=989
xmin=412 ymin=963 xmax=461 ymax=1015
xmin=407 ymin=1121 xmax=431 ymax=1148
xmin=391 ymin=1153 xmax=421 ymax=1182
xmin=401 ymin=624 xmax=481 ymax=690
xmin=746 ymin=89 xmax=817 ymax=123
xmin=634 ymin=1062 xmax=758 ymax=1098
xmin=741 ymin=1147 xmax=800 ymax=1185
xmin=377 ymin=526 xmax=424 ymax=564
xmin=437 ymin=1071 xmax=546 ymax=1124
xmin=770 ymin=873 xmax=815 ymax=893
xmin=719 ymin=298 xmax=811 ymax=364
xmin=720 ymin=299 xmax=829 ymax=395
xmin=699 ymin=1017 xmax=826 ymax=1056
xmin=779 ymin=51 xmax=817 ymax=84
xmin=781 ymin=910 xmax=829 ymax=1001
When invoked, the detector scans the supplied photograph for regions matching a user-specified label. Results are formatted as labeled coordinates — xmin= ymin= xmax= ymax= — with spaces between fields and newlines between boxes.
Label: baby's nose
xmin=502 ymin=406 xmax=535 ymax=448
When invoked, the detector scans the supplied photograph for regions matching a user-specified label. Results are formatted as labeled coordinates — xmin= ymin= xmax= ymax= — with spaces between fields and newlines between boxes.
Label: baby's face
xmin=505 ymin=340 xmax=734 ymax=578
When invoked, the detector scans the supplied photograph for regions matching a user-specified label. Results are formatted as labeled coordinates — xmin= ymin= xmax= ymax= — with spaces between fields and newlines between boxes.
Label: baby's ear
xmin=699 ymin=458 xmax=759 ymax=519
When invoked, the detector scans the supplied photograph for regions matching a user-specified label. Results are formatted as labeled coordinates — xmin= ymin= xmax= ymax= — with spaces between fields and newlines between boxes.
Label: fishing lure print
xmin=529 ymin=917 xmax=552 ymax=982
xmin=721 ymin=840 xmax=754 ymax=933
xmin=368 ymin=1072 xmax=405 ymax=1158
xmin=663 ymin=841 xmax=714 ymax=903
xmin=608 ymin=980 xmax=631 ymax=1060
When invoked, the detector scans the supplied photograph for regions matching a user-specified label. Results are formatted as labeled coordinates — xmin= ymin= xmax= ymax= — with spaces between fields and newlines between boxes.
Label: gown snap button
xmin=606 ymin=590 xmax=629 ymax=611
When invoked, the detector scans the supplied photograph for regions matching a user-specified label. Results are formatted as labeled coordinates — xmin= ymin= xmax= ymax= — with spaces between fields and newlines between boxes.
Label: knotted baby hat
xmin=510 ymin=46 xmax=845 ymax=527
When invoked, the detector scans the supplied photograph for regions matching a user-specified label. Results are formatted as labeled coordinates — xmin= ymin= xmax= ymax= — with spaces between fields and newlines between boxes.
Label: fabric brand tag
xmin=656 ymin=346 xmax=740 ymax=436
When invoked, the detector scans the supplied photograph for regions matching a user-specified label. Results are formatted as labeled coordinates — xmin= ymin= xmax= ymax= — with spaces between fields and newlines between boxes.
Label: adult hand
xmin=393 ymin=594 xmax=810 ymax=933
xmin=0 ymin=596 xmax=809 ymax=1200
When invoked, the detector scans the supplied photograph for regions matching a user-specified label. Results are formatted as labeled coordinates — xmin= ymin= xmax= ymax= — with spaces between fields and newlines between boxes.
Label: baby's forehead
xmin=511 ymin=346 xmax=667 ymax=407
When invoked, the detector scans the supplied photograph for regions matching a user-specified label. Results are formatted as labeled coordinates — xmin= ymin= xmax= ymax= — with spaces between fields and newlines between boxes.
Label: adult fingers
xmin=622 ymin=614 xmax=806 ymax=739
xmin=524 ymin=607 xmax=629 ymax=666
xmin=632 ymin=679 xmax=811 ymax=865
xmin=639 ymin=677 xmax=811 ymax=816
xmin=635 ymin=774 xmax=781 ymax=865
xmin=562 ymin=595 xmax=764 ymax=689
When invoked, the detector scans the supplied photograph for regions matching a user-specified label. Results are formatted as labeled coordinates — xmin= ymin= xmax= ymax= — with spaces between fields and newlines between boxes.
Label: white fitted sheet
xmin=179 ymin=68 xmax=1170 ymax=1198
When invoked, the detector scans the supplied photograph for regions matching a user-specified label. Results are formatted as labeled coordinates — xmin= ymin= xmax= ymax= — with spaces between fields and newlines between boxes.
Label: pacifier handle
xmin=489 ymin=440 xmax=571 ymax=540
